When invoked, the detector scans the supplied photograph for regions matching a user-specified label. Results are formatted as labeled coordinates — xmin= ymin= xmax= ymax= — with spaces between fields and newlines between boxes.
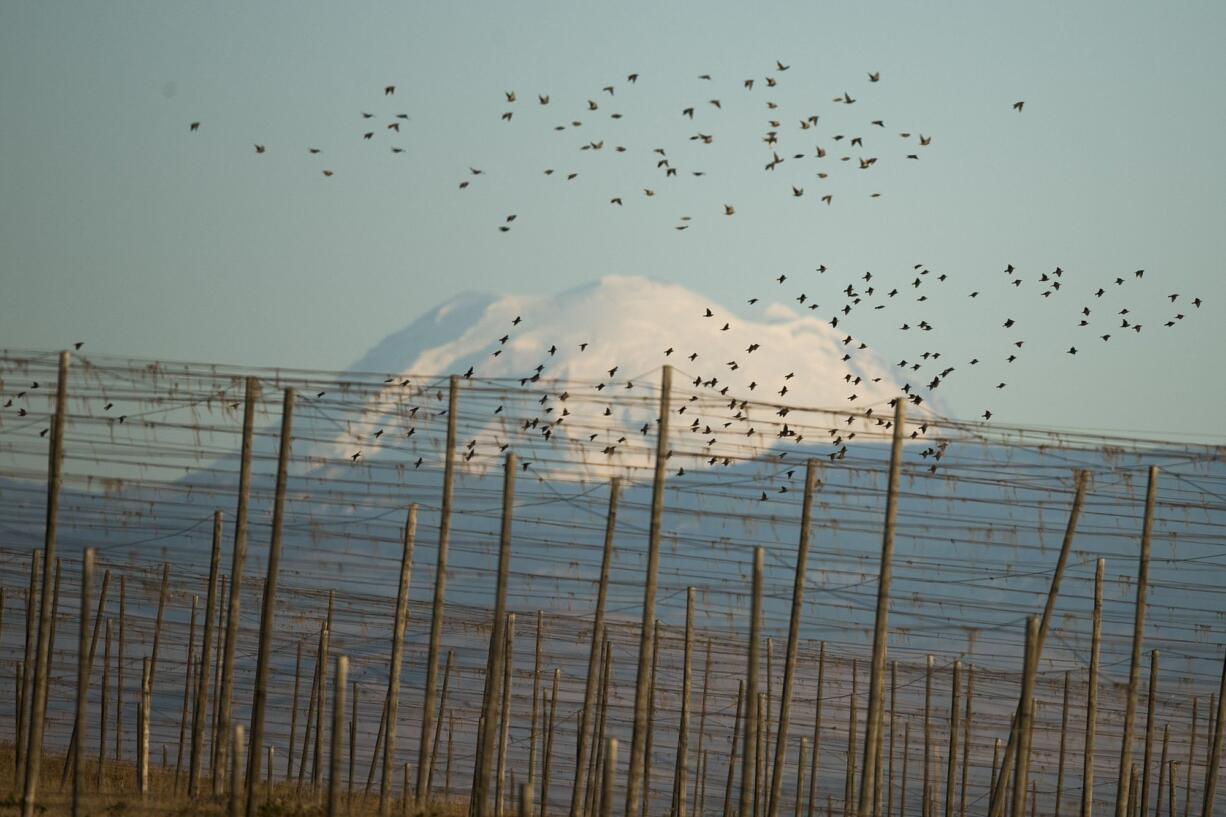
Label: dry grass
xmin=0 ymin=744 xmax=469 ymax=817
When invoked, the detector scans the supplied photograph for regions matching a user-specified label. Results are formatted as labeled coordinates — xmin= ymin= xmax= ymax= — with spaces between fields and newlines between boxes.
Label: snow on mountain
xmin=310 ymin=275 xmax=911 ymax=477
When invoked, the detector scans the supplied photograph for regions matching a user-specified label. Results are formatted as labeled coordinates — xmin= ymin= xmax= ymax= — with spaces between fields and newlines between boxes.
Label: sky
xmin=1 ymin=0 xmax=1224 ymax=440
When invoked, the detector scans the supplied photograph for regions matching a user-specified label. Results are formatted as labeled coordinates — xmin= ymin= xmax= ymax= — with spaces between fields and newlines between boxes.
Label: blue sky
xmin=1 ymin=0 xmax=1223 ymax=439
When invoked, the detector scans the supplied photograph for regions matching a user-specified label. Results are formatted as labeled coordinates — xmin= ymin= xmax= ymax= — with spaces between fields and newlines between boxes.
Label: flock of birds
xmin=1 ymin=62 xmax=1209 ymax=481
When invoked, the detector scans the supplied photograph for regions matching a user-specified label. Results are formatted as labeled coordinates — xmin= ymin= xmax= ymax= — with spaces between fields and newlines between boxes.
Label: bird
xmin=868 ymin=71 xmax=880 ymax=82
xmin=254 ymin=144 xmax=266 ymax=154
xmin=1012 ymin=101 xmax=1024 ymax=111
xmin=724 ymin=204 xmax=735 ymax=215
xmin=385 ymin=85 xmax=395 ymax=95
xmin=189 ymin=122 xmax=200 ymax=132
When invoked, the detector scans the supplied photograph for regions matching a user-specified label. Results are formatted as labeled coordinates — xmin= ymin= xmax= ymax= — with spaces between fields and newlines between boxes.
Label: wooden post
xmin=695 ymin=643 xmax=713 ymax=815
xmin=99 ymin=618 xmax=112 ymax=788
xmin=139 ymin=657 xmax=152 ymax=798
xmin=61 ymin=566 xmax=111 ymax=791
xmin=382 ymin=505 xmax=417 ymax=815
xmin=418 ymin=376 xmax=460 ymax=804
xmin=758 ymin=693 xmax=768 ymax=817
xmin=1142 ymin=652 xmax=1160 ymax=817
xmin=299 ymin=622 xmax=325 ymax=786
xmin=769 ymin=461 xmax=819 ymax=817
xmin=767 ymin=638 xmax=774 ymax=814
xmin=1202 ymin=650 xmax=1226 ymax=817
xmin=244 ymin=387 xmax=294 ymax=817
xmin=267 ymin=746 xmax=274 ymax=795
xmin=230 ymin=724 xmax=245 ymax=817
xmin=571 ymin=478 xmax=620 ymax=817
xmin=427 ymin=649 xmax=455 ymax=799
xmin=350 ymin=682 xmax=359 ymax=805
xmin=603 ymin=740 xmax=620 ymax=817
xmin=645 ymin=620 xmax=662 ymax=817
xmin=1083 ymin=558 xmax=1105 ymax=817
xmin=288 ymin=641 xmax=303 ymax=786
xmin=314 ymin=616 xmax=333 ymax=793
xmin=217 ymin=377 xmax=259 ymax=795
xmin=848 ymin=661 xmax=859 ymax=817
xmin=724 ymin=680 xmax=746 ymax=817
xmin=959 ymin=666 xmax=973 ymax=817
xmin=990 ymin=471 xmax=1090 ymax=817
xmin=41 ymin=558 xmax=62 ymax=731
xmin=589 ymin=639 xmax=614 ymax=817
xmin=808 ymin=644 xmax=826 ymax=817
xmin=889 ymin=661 xmax=898 ymax=817
xmin=16 ymin=550 xmax=39 ymax=784
xmin=175 ymin=596 xmax=199 ymax=791
xmin=1185 ymin=699 xmax=1198 ymax=817
xmin=1056 ymin=671 xmax=1069 ymax=817
xmin=902 ymin=722 xmax=911 ymax=817
xmin=922 ymin=656 xmax=933 ymax=817
xmin=19 ymin=351 xmax=68 ymax=817
xmin=211 ymin=573 xmax=225 ymax=778
xmin=1011 ymin=619 xmax=1039 ymax=817
xmin=944 ymin=661 xmax=961 ymax=817
xmin=674 ymin=588 xmax=697 ymax=817
xmin=740 ymin=548 xmax=765 ymax=817
xmin=70 ymin=549 xmax=94 ymax=817
xmin=796 ymin=739 xmax=809 ymax=817
xmin=117 ymin=574 xmax=126 ymax=763
xmin=329 ymin=655 xmax=348 ymax=817
xmin=531 ymin=611 xmax=544 ymax=792
xmin=625 ymin=365 xmax=672 ymax=817
xmin=858 ymin=403 xmax=905 ymax=817
xmin=497 ymin=616 xmax=518 ymax=817
xmin=1156 ymin=727 xmax=1169 ymax=817
xmin=1116 ymin=468 xmax=1158 ymax=817
xmin=149 ymin=562 xmax=171 ymax=700
xmin=542 ymin=668 xmax=561 ymax=817
xmin=475 ymin=453 xmax=518 ymax=817
xmin=447 ymin=713 xmax=455 ymax=799
xmin=191 ymin=511 xmax=223 ymax=796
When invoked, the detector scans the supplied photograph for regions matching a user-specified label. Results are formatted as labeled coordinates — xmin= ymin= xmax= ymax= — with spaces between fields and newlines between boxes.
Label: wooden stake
xmin=313 ymin=622 xmax=332 ymax=793
xmin=739 ymin=548 xmax=765 ymax=817
xmin=61 ymin=565 xmax=111 ymax=791
xmin=695 ymin=642 xmax=713 ymax=814
xmin=542 ymin=668 xmax=561 ymax=817
xmin=244 ymin=387 xmax=294 ymax=817
xmin=71 ymin=549 xmax=94 ymax=817
xmin=19 ymin=350 xmax=68 ymax=817
xmin=959 ymin=666 xmax=973 ymax=817
xmin=808 ymin=644 xmax=826 ymax=817
xmin=474 ymin=453 xmax=518 ymax=817
xmin=889 ymin=661 xmax=897 ymax=817
xmin=723 ymin=680 xmax=746 ymax=817
xmin=1057 ymin=671 xmax=1069 ymax=817
xmin=922 ymin=656 xmax=933 ymax=817
xmin=118 ymin=574 xmax=126 ymax=764
xmin=1201 ymin=649 xmax=1226 ymax=817
xmin=531 ymin=611 xmax=544 ymax=792
xmin=848 ymin=661 xmax=859 ymax=817
xmin=299 ymin=622 xmax=324 ymax=786
xmin=1083 ymin=558 xmax=1105 ymax=817
xmin=16 ymin=550 xmax=39 ymax=784
xmin=768 ymin=461 xmax=818 ymax=817
xmin=99 ymin=618 xmax=111 ymax=789
xmin=572 ymin=478 xmax=620 ymax=817
xmin=230 ymin=724 xmax=245 ymax=817
xmin=858 ymin=404 xmax=905 ymax=817
xmin=211 ymin=573 xmax=225 ymax=780
xmin=674 ymin=588 xmax=697 ymax=817
xmin=139 ymin=657 xmax=151 ymax=798
xmin=758 ymin=693 xmax=768 ymax=817
xmin=190 ymin=511 xmax=223 ymax=795
xmin=428 ymin=649 xmax=455 ymax=799
xmin=1156 ymin=726 xmax=1168 ymax=817
xmin=218 ymin=377 xmax=259 ymax=793
xmin=175 ymin=596 xmax=199 ymax=792
xmin=1116 ymin=468 xmax=1158 ymax=817
xmin=418 ymin=376 xmax=460 ymax=804
xmin=645 ymin=620 xmax=662 ymax=817
xmin=588 ymin=639 xmax=614 ymax=817
xmin=1142 ymin=652 xmax=1160 ymax=817
xmin=944 ymin=661 xmax=961 ymax=817
xmin=497 ymin=616 xmax=517 ymax=817
xmin=625 ymin=365 xmax=672 ymax=817
xmin=288 ymin=640 xmax=303 ymax=786
xmin=902 ymin=722 xmax=911 ymax=817
xmin=350 ymin=682 xmax=359 ymax=805
xmin=1011 ymin=619 xmax=1039 ymax=817
xmin=329 ymin=655 xmax=348 ymax=817
xmin=796 ymin=738 xmax=809 ymax=817
xmin=603 ymin=740 xmax=619 ymax=817
xmin=1185 ymin=699 xmax=1197 ymax=817
xmin=382 ymin=505 xmax=417 ymax=815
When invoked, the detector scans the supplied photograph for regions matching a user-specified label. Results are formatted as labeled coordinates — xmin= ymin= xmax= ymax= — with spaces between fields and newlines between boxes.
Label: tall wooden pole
xmin=858 ymin=402 xmax=905 ymax=817
xmin=808 ymin=644 xmax=825 ymax=817
xmin=288 ymin=641 xmax=303 ymax=786
xmin=795 ymin=739 xmax=809 ymax=817
xmin=1084 ymin=559 xmax=1106 ymax=817
xmin=739 ymin=548 xmax=765 ymax=817
xmin=889 ymin=661 xmax=898 ymax=817
xmin=99 ymin=618 xmax=112 ymax=788
xmin=769 ymin=461 xmax=819 ymax=817
xmin=603 ymin=740 xmax=619 ymax=817
xmin=1117 ymin=468 xmax=1158 ymax=817
xmin=16 ymin=550 xmax=39 ymax=784
xmin=572 ymin=479 xmax=621 ymax=817
xmin=1201 ymin=649 xmax=1226 ymax=817
xmin=959 ymin=666 xmax=974 ymax=817
xmin=329 ymin=656 xmax=348 ymax=817
xmin=944 ymin=662 xmax=961 ymax=817
xmin=475 ymin=453 xmax=518 ymax=817
xmin=848 ymin=661 xmax=859 ymax=817
xmin=531 ymin=611 xmax=544 ymax=792
xmin=542 ymin=668 xmax=561 ymax=817
xmin=61 ymin=565 xmax=111 ymax=790
xmin=497 ymin=616 xmax=517 ymax=817
xmin=382 ymin=506 xmax=417 ymax=815
xmin=190 ymin=511 xmax=223 ymax=795
xmin=674 ymin=588 xmax=697 ymax=817
xmin=990 ymin=470 xmax=1090 ymax=817
xmin=418 ymin=376 xmax=460 ymax=804
xmin=229 ymin=724 xmax=245 ymax=817
xmin=71 ymin=549 xmax=94 ymax=817
xmin=1156 ymin=727 xmax=1169 ymax=817
xmin=695 ymin=642 xmax=713 ymax=813
xmin=19 ymin=350 xmax=68 ymax=817
xmin=139 ymin=657 xmax=151 ymax=798
xmin=149 ymin=562 xmax=171 ymax=699
xmin=724 ymin=680 xmax=746 ymax=817
xmin=244 ymin=387 xmax=295 ymax=817
xmin=625 ymin=365 xmax=672 ymax=817
xmin=175 ymin=596 xmax=199 ymax=791
xmin=1057 ymin=671 xmax=1070 ymax=817
xmin=217 ymin=376 xmax=260 ymax=794
xmin=922 ymin=657 xmax=933 ymax=817
xmin=428 ymin=649 xmax=455 ymax=799
xmin=350 ymin=682 xmax=359 ymax=805
xmin=117 ymin=574 xmax=127 ymax=764
xmin=1186 ymin=700 xmax=1198 ymax=817
xmin=645 ymin=620 xmax=662 ymax=817
xmin=1011 ymin=619 xmax=1039 ymax=817
xmin=1142 ymin=652 xmax=1160 ymax=817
